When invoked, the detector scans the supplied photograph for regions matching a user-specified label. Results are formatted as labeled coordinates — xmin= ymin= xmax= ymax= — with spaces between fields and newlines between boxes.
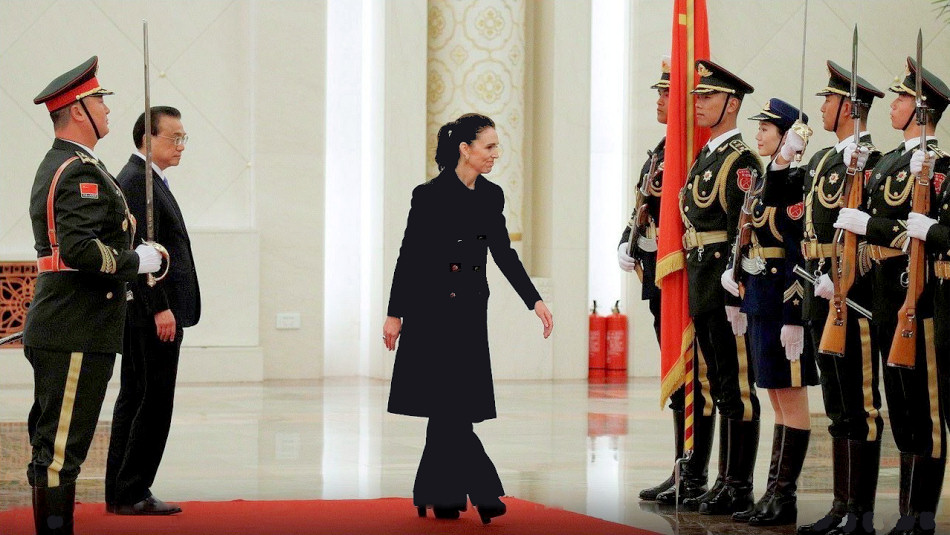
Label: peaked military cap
xmin=34 ymin=56 xmax=113 ymax=112
xmin=816 ymin=60 xmax=885 ymax=103
xmin=889 ymin=56 xmax=950 ymax=114
xmin=691 ymin=59 xmax=754 ymax=95
xmin=650 ymin=56 xmax=671 ymax=90
xmin=748 ymin=98 xmax=808 ymax=133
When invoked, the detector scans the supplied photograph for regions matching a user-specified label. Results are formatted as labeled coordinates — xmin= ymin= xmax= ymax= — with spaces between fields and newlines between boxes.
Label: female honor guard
xmin=834 ymin=58 xmax=950 ymax=535
xmin=618 ymin=58 xmax=715 ymax=504
xmin=723 ymin=98 xmax=817 ymax=526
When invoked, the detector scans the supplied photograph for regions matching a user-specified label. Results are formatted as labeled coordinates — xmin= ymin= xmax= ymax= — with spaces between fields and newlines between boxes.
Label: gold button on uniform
xmin=771 ymin=267 xmax=778 ymax=274
xmin=449 ymin=292 xmax=456 ymax=298
xmin=106 ymin=292 xmax=113 ymax=299
xmin=714 ymin=251 xmax=721 ymax=259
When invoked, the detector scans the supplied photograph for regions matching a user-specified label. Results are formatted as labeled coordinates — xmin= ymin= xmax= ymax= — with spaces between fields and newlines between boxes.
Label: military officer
xmin=617 ymin=58 xmax=715 ymax=505
xmin=677 ymin=60 xmax=762 ymax=515
xmin=766 ymin=61 xmax=886 ymax=535
xmin=26 ymin=57 xmax=162 ymax=535
xmin=834 ymin=58 xmax=950 ymax=535
xmin=722 ymin=98 xmax=816 ymax=526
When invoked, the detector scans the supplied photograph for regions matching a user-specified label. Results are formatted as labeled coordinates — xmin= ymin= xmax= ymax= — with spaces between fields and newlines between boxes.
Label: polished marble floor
xmin=1 ymin=376 xmax=948 ymax=534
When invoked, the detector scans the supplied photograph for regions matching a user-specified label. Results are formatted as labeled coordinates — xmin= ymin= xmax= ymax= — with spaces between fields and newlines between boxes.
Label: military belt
xmin=683 ymin=229 xmax=728 ymax=250
xmin=867 ymin=245 xmax=905 ymax=262
xmin=37 ymin=255 xmax=76 ymax=274
xmin=935 ymin=260 xmax=950 ymax=280
xmin=801 ymin=241 xmax=835 ymax=260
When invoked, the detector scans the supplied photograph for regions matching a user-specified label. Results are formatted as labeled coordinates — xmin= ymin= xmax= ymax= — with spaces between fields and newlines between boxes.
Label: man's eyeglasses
xmin=156 ymin=134 xmax=189 ymax=147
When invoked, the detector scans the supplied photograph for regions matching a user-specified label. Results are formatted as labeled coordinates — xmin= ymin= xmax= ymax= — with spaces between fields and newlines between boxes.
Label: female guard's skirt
xmin=747 ymin=314 xmax=818 ymax=389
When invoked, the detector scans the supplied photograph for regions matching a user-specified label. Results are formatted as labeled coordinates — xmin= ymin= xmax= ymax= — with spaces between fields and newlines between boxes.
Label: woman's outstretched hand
xmin=383 ymin=316 xmax=402 ymax=351
xmin=534 ymin=301 xmax=553 ymax=339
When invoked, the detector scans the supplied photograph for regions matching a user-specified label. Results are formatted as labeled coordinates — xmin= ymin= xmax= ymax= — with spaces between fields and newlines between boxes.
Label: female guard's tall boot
xmin=829 ymin=439 xmax=880 ymax=535
xmin=734 ymin=424 xmax=784 ymax=522
xmin=32 ymin=483 xmax=75 ymax=535
xmin=639 ymin=409 xmax=685 ymax=500
xmin=798 ymin=436 xmax=849 ymax=534
xmin=699 ymin=418 xmax=759 ymax=515
xmin=655 ymin=412 xmax=715 ymax=506
xmin=748 ymin=426 xmax=810 ymax=526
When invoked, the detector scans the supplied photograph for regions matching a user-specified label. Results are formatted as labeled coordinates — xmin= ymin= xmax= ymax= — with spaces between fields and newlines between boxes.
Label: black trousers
xmin=105 ymin=316 xmax=183 ymax=505
xmin=25 ymin=348 xmax=115 ymax=488
xmin=413 ymin=418 xmax=503 ymax=507
xmin=809 ymin=310 xmax=884 ymax=442
xmin=693 ymin=308 xmax=759 ymax=421
xmin=875 ymin=316 xmax=946 ymax=458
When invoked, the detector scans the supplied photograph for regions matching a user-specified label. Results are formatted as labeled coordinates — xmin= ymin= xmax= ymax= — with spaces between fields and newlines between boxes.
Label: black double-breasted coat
xmin=387 ymin=169 xmax=541 ymax=423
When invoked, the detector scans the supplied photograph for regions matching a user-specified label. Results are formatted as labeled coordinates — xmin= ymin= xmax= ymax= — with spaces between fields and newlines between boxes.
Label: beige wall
xmin=2 ymin=1 xmax=949 ymax=384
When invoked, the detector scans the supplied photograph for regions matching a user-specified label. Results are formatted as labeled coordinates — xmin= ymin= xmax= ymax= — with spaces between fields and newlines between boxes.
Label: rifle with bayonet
xmin=819 ymin=25 xmax=863 ymax=358
xmin=625 ymin=150 xmax=660 ymax=281
xmin=888 ymin=30 xmax=931 ymax=369
xmin=729 ymin=184 xmax=756 ymax=299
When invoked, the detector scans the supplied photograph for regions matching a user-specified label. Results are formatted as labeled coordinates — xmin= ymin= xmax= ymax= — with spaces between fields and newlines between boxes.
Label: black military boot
xmin=749 ymin=426 xmax=810 ymax=526
xmin=32 ymin=483 xmax=75 ymax=535
xmin=798 ymin=436 xmax=849 ymax=534
xmin=884 ymin=453 xmax=916 ymax=535
xmin=639 ymin=409 xmax=685 ymax=501
xmin=906 ymin=454 xmax=944 ymax=535
xmin=655 ymin=412 xmax=715 ymax=507
xmin=699 ymin=418 xmax=758 ymax=516
xmin=734 ymin=424 xmax=783 ymax=522
xmin=829 ymin=439 xmax=881 ymax=535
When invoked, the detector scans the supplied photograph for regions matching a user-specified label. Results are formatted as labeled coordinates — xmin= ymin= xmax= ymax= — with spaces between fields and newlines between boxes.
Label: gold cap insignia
xmin=697 ymin=64 xmax=713 ymax=78
xmin=661 ymin=56 xmax=672 ymax=74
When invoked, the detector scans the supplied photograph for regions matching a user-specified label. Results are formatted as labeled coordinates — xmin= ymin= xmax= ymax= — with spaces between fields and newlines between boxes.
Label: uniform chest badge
xmin=787 ymin=201 xmax=804 ymax=220
xmin=864 ymin=170 xmax=872 ymax=186
xmin=737 ymin=168 xmax=753 ymax=192
xmin=896 ymin=170 xmax=907 ymax=183
xmin=935 ymin=173 xmax=946 ymax=195
xmin=828 ymin=172 xmax=840 ymax=185
xmin=702 ymin=170 xmax=713 ymax=182
xmin=79 ymin=182 xmax=99 ymax=199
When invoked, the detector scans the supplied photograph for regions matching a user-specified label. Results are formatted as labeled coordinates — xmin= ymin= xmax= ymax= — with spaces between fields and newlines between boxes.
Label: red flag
xmin=656 ymin=0 xmax=710 ymax=417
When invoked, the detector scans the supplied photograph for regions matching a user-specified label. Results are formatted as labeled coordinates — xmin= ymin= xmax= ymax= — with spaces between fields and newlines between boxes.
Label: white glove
xmin=780 ymin=129 xmax=806 ymax=161
xmin=780 ymin=325 xmax=804 ymax=362
xmin=721 ymin=268 xmax=740 ymax=297
xmin=833 ymin=207 xmax=870 ymax=236
xmin=725 ymin=305 xmax=747 ymax=336
xmin=907 ymin=212 xmax=938 ymax=241
xmin=135 ymin=243 xmax=162 ymax=274
xmin=842 ymin=143 xmax=870 ymax=172
xmin=814 ymin=273 xmax=835 ymax=300
xmin=618 ymin=243 xmax=637 ymax=272
xmin=910 ymin=149 xmax=936 ymax=179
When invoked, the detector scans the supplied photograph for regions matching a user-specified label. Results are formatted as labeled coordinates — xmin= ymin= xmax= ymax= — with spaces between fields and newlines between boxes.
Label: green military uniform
xmin=677 ymin=60 xmax=762 ymax=516
xmin=761 ymin=61 xmax=886 ymax=535
xmin=861 ymin=58 xmax=950 ymax=535
xmin=25 ymin=56 xmax=140 ymax=535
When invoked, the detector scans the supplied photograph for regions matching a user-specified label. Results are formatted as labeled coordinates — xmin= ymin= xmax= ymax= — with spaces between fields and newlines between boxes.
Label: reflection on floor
xmin=0 ymin=377 xmax=946 ymax=534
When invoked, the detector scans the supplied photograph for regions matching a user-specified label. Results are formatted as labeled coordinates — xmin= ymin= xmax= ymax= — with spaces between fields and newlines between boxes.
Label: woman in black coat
xmin=383 ymin=113 xmax=553 ymax=524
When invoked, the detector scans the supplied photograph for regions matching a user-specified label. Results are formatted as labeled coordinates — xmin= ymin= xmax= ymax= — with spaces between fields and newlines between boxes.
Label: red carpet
xmin=0 ymin=497 xmax=659 ymax=535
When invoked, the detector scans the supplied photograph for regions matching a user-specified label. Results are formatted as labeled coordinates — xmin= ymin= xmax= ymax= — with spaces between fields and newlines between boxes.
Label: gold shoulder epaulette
xmin=75 ymin=151 xmax=99 ymax=165
xmin=728 ymin=139 xmax=751 ymax=154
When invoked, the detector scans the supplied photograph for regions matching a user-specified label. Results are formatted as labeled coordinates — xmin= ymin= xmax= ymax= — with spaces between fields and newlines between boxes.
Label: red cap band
xmin=44 ymin=77 xmax=101 ymax=112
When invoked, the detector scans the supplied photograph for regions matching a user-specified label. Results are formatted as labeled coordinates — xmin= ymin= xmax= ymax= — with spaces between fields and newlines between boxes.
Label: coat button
xmin=473 ymin=266 xmax=480 ymax=271
xmin=449 ymin=292 xmax=456 ymax=298
xmin=106 ymin=292 xmax=113 ymax=299
xmin=450 ymin=263 xmax=460 ymax=272
xmin=771 ymin=267 xmax=778 ymax=274
xmin=714 ymin=251 xmax=721 ymax=259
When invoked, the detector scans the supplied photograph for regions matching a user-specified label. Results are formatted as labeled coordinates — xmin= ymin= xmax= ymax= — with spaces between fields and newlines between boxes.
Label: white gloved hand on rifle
xmin=842 ymin=143 xmax=870 ymax=172
xmin=907 ymin=212 xmax=938 ymax=241
xmin=617 ymin=243 xmax=637 ymax=272
xmin=721 ymin=268 xmax=741 ymax=297
xmin=833 ymin=208 xmax=870 ymax=236
xmin=814 ymin=273 xmax=835 ymax=300
xmin=910 ymin=149 xmax=935 ymax=179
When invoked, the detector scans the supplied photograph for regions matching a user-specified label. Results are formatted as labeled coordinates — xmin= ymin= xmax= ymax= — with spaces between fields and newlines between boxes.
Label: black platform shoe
xmin=416 ymin=503 xmax=466 ymax=519
xmin=476 ymin=500 xmax=507 ymax=524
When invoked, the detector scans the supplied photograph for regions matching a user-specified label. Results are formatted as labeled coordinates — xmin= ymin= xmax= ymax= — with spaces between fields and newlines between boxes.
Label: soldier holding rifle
xmin=766 ymin=55 xmax=886 ymax=535
xmin=833 ymin=50 xmax=950 ymax=535
xmin=618 ymin=58 xmax=715 ymax=505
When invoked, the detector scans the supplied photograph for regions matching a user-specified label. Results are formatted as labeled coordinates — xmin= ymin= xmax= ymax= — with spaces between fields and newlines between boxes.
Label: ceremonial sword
xmin=790 ymin=0 xmax=814 ymax=159
xmin=142 ymin=20 xmax=170 ymax=286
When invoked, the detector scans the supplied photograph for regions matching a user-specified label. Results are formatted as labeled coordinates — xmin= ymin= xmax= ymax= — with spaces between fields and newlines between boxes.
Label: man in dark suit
xmin=27 ymin=56 xmax=162 ymax=535
xmin=106 ymin=106 xmax=201 ymax=516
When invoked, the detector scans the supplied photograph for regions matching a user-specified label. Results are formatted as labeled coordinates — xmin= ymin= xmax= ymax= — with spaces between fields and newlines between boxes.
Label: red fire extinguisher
xmin=588 ymin=300 xmax=607 ymax=370
xmin=606 ymin=300 xmax=628 ymax=372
